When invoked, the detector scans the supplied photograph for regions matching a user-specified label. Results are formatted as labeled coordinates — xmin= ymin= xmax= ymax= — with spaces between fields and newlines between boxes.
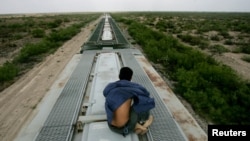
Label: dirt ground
xmin=0 ymin=18 xmax=99 ymax=141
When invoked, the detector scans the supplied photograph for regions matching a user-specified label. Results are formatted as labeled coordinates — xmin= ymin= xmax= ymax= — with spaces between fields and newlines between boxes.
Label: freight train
xmin=15 ymin=14 xmax=206 ymax=141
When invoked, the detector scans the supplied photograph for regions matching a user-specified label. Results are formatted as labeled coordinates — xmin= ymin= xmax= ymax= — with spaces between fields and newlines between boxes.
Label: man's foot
xmin=134 ymin=123 xmax=148 ymax=135
xmin=142 ymin=115 xmax=153 ymax=128
xmin=139 ymin=128 xmax=148 ymax=135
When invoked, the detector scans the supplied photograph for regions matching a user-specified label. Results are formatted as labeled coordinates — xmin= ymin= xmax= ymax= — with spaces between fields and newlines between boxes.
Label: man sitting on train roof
xmin=103 ymin=67 xmax=155 ymax=136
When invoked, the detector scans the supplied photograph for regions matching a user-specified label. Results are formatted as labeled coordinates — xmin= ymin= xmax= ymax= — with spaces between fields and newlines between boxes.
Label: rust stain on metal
xmin=173 ymin=110 xmax=196 ymax=125
xmin=57 ymin=78 xmax=69 ymax=88
xmin=188 ymin=135 xmax=199 ymax=141
xmin=58 ymin=82 xmax=65 ymax=88
xmin=163 ymin=98 xmax=170 ymax=103
xmin=145 ymin=68 xmax=166 ymax=88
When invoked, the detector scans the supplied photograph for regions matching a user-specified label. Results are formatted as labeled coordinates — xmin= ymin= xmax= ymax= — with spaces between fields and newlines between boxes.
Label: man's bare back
xmin=111 ymin=99 xmax=132 ymax=127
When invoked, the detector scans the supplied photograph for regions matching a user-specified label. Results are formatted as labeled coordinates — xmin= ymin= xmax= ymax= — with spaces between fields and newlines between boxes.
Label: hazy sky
xmin=1 ymin=0 xmax=250 ymax=14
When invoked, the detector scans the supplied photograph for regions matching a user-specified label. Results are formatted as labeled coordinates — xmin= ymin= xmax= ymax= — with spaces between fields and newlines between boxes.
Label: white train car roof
xmin=102 ymin=30 xmax=112 ymax=40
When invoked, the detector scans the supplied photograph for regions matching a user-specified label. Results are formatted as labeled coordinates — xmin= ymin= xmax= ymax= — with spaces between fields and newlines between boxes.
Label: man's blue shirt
xmin=103 ymin=80 xmax=155 ymax=124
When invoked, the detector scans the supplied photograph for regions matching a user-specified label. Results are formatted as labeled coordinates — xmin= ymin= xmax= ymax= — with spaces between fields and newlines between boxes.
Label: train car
xmin=15 ymin=14 xmax=207 ymax=141
xmin=102 ymin=15 xmax=113 ymax=41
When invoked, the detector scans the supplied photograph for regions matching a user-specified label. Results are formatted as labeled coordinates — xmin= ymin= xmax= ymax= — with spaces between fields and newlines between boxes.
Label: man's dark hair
xmin=119 ymin=67 xmax=133 ymax=81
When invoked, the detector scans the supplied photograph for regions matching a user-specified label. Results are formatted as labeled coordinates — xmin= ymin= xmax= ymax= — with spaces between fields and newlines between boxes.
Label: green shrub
xmin=32 ymin=29 xmax=45 ymax=38
xmin=241 ymin=55 xmax=250 ymax=62
xmin=198 ymin=40 xmax=209 ymax=49
xmin=219 ymin=31 xmax=231 ymax=38
xmin=177 ymin=34 xmax=206 ymax=47
xmin=210 ymin=44 xmax=229 ymax=54
xmin=155 ymin=20 xmax=176 ymax=33
xmin=240 ymin=44 xmax=250 ymax=54
xmin=224 ymin=39 xmax=234 ymax=45
xmin=14 ymin=40 xmax=58 ymax=63
xmin=0 ymin=13 xmax=100 ymax=91
xmin=210 ymin=35 xmax=220 ymax=41
xmin=0 ymin=62 xmax=19 ymax=83
xmin=118 ymin=17 xmax=250 ymax=125
xmin=46 ymin=24 xmax=80 ymax=42
xmin=47 ymin=19 xmax=62 ymax=28
xmin=15 ymin=23 xmax=84 ymax=63
xmin=13 ymin=33 xmax=23 ymax=40
xmin=176 ymin=61 xmax=249 ymax=124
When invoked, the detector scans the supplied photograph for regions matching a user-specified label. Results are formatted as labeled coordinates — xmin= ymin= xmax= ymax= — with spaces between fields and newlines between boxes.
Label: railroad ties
xmin=34 ymin=14 xmax=188 ymax=141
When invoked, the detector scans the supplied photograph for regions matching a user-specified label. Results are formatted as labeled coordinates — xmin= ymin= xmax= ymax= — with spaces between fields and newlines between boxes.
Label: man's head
xmin=119 ymin=67 xmax=133 ymax=81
